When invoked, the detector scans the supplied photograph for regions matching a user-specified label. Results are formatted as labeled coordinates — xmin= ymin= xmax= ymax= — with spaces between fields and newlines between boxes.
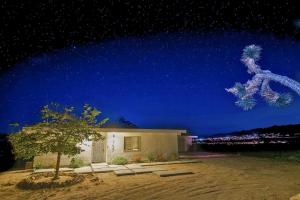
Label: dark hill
xmin=210 ymin=123 xmax=300 ymax=137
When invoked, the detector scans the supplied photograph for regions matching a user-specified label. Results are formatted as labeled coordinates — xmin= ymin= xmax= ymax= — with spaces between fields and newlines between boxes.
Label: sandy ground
xmin=1 ymin=156 xmax=300 ymax=200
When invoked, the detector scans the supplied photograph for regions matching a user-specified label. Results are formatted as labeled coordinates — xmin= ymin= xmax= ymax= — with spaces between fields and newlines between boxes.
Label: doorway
xmin=92 ymin=140 xmax=105 ymax=163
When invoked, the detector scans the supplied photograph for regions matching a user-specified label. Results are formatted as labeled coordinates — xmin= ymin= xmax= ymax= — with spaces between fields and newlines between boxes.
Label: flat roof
xmin=96 ymin=128 xmax=187 ymax=134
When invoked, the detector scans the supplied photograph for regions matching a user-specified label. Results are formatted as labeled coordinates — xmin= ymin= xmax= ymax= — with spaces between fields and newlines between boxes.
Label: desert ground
xmin=1 ymin=156 xmax=300 ymax=200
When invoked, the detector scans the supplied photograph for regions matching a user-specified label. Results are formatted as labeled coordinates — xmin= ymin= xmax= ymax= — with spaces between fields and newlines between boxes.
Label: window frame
xmin=123 ymin=136 xmax=141 ymax=152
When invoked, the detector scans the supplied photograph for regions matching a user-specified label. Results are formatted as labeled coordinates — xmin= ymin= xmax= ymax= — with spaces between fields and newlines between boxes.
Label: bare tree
xmin=226 ymin=45 xmax=300 ymax=110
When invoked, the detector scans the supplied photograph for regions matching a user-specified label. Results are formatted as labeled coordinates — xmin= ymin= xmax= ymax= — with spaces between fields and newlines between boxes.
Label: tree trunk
xmin=53 ymin=152 xmax=62 ymax=180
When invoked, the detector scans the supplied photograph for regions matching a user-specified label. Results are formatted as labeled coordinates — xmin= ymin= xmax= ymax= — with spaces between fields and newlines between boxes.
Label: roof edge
xmin=95 ymin=128 xmax=187 ymax=134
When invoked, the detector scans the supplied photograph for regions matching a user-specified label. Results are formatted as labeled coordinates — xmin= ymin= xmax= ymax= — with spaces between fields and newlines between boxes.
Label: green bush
xmin=69 ymin=158 xmax=85 ymax=168
xmin=33 ymin=162 xmax=44 ymax=169
xmin=147 ymin=153 xmax=155 ymax=162
xmin=111 ymin=156 xmax=128 ymax=165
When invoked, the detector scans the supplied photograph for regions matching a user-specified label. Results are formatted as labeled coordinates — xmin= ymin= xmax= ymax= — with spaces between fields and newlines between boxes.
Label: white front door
xmin=92 ymin=140 xmax=105 ymax=163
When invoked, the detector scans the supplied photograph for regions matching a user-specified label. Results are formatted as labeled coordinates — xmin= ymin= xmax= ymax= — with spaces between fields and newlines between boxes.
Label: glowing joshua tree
xmin=226 ymin=45 xmax=300 ymax=110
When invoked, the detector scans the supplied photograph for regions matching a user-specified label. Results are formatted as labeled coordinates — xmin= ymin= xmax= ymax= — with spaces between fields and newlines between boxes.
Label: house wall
xmin=34 ymin=153 xmax=71 ymax=168
xmin=34 ymin=130 xmax=182 ymax=167
xmin=34 ymin=140 xmax=92 ymax=168
xmin=105 ymin=131 xmax=180 ymax=163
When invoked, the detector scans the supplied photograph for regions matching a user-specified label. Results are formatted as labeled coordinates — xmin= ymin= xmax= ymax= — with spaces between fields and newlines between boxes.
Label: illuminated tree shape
xmin=226 ymin=45 xmax=300 ymax=110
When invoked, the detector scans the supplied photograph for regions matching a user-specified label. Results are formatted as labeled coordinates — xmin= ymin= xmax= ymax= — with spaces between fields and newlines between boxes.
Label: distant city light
xmin=196 ymin=132 xmax=299 ymax=145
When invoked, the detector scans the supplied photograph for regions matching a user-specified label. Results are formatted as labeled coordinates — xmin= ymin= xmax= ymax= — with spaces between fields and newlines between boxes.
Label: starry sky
xmin=1 ymin=1 xmax=300 ymax=136
xmin=1 ymin=31 xmax=300 ymax=136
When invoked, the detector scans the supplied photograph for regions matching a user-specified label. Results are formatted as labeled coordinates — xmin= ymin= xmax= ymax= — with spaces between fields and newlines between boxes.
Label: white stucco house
xmin=34 ymin=128 xmax=188 ymax=166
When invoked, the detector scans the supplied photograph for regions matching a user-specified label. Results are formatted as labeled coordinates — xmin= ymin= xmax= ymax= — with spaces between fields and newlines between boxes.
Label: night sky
xmin=1 ymin=1 xmax=300 ymax=136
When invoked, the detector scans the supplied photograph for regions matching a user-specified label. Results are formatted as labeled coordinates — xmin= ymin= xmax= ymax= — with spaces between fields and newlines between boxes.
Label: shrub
xmin=69 ymin=158 xmax=85 ymax=168
xmin=111 ymin=156 xmax=128 ymax=165
xmin=131 ymin=154 xmax=143 ymax=163
xmin=155 ymin=152 xmax=166 ymax=162
xmin=16 ymin=172 xmax=84 ymax=190
xmin=33 ymin=162 xmax=44 ymax=169
xmin=147 ymin=153 xmax=155 ymax=162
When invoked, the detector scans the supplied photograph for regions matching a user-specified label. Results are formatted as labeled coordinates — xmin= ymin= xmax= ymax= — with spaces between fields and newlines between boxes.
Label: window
xmin=124 ymin=136 xmax=141 ymax=152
